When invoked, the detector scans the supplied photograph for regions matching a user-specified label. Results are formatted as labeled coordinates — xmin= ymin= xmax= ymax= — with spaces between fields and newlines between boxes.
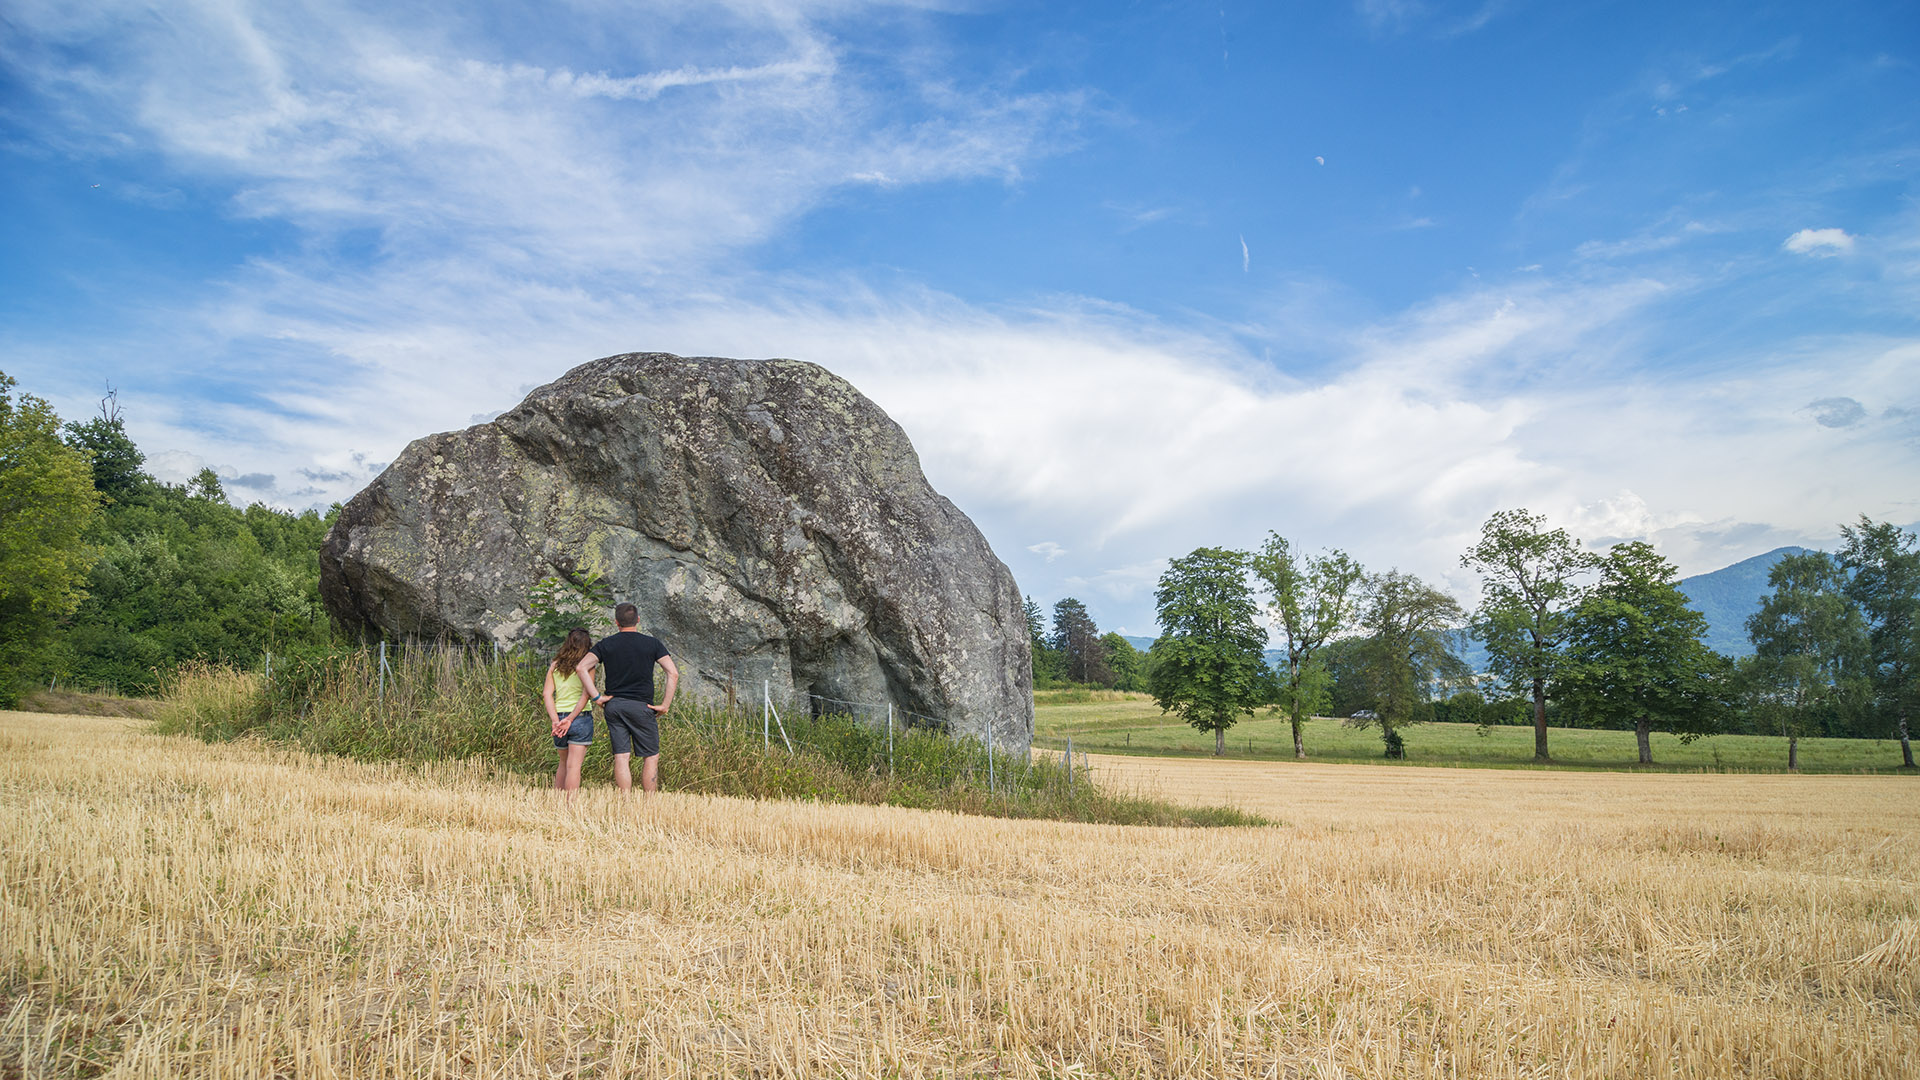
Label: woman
xmin=544 ymin=628 xmax=595 ymax=799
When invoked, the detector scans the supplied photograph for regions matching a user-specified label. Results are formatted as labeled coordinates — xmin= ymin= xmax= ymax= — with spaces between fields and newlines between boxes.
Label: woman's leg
xmin=562 ymin=744 xmax=587 ymax=800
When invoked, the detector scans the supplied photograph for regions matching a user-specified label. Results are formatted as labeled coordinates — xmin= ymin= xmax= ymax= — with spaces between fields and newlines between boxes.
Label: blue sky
xmin=3 ymin=0 xmax=1916 ymax=637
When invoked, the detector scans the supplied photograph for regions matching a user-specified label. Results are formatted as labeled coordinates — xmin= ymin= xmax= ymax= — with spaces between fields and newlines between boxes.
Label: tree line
xmin=1037 ymin=509 xmax=1917 ymax=770
xmin=0 ymin=372 xmax=334 ymax=703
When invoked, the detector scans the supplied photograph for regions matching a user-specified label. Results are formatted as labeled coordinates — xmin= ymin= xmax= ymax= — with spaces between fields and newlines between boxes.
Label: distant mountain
xmin=1677 ymin=545 xmax=1810 ymax=657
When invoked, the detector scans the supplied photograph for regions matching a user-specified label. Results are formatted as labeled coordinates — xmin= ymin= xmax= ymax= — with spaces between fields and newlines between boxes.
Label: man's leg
xmin=612 ymin=752 xmax=633 ymax=793
xmin=640 ymin=753 xmax=659 ymax=793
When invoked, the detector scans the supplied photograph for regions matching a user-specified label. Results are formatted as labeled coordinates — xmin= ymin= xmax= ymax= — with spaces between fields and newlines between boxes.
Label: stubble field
xmin=3 ymin=709 xmax=1915 ymax=1078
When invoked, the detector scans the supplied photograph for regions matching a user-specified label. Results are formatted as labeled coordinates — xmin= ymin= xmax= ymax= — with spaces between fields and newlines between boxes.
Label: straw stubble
xmin=2 ymin=711 xmax=1914 ymax=1077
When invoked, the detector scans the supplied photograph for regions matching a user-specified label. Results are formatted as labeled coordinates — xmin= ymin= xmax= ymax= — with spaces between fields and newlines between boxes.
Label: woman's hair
xmin=550 ymin=628 xmax=592 ymax=676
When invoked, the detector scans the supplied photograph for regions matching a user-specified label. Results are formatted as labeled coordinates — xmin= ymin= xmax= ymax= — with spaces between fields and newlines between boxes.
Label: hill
xmin=1677 ymin=546 xmax=1810 ymax=657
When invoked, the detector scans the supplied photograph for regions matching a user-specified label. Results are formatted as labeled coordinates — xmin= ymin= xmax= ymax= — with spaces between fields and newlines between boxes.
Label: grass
xmin=1035 ymin=690 xmax=1918 ymax=773
xmin=3 ymin=707 xmax=1914 ymax=1077
xmin=151 ymin=646 xmax=1258 ymax=828
xmin=12 ymin=687 xmax=159 ymax=720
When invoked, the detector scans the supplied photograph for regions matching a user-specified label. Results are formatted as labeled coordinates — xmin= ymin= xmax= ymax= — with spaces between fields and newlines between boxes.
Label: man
xmin=577 ymin=602 xmax=679 ymax=794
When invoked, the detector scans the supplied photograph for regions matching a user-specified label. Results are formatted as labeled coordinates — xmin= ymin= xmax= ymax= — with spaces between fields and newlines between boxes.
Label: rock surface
xmin=320 ymin=352 xmax=1033 ymax=751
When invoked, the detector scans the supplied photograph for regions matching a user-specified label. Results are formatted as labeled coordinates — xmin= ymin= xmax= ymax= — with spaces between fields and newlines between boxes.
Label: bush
xmin=156 ymin=643 xmax=1263 ymax=828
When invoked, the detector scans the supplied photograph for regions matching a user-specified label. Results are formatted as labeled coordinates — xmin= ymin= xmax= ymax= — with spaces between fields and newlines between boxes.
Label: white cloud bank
xmin=4 ymin=0 xmax=1915 ymax=634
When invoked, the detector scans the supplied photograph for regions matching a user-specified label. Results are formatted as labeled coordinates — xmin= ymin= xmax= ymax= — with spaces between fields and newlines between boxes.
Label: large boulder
xmin=319 ymin=352 xmax=1033 ymax=751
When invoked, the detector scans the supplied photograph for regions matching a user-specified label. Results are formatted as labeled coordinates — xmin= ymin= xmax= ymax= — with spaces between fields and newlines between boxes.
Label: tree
xmin=1744 ymin=551 xmax=1870 ymax=771
xmin=1250 ymin=532 xmax=1365 ymax=758
xmin=1148 ymin=547 xmax=1273 ymax=756
xmin=1461 ymin=508 xmax=1597 ymax=762
xmin=188 ymin=467 xmax=227 ymax=503
xmin=1024 ymin=595 xmax=1065 ymax=686
xmin=1052 ymin=597 xmax=1114 ymax=686
xmin=0 ymin=372 xmax=103 ymax=702
xmin=1838 ymin=517 xmax=1919 ymax=769
xmin=1351 ymin=570 xmax=1470 ymax=757
xmin=1561 ymin=541 xmax=1725 ymax=764
xmin=61 ymin=387 xmax=148 ymax=503
xmin=1101 ymin=631 xmax=1145 ymax=692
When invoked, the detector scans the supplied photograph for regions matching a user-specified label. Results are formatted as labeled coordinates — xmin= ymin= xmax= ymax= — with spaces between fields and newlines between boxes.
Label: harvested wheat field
xmin=4 ymin=711 xmax=1916 ymax=1078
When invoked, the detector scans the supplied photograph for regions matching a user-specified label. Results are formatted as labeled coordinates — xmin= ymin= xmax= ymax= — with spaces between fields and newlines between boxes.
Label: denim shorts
xmin=553 ymin=711 xmax=594 ymax=748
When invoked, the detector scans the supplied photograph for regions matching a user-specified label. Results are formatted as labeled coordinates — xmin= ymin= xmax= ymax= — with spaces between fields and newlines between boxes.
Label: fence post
xmin=763 ymin=681 xmax=770 ymax=751
xmin=1066 ymin=735 xmax=1073 ymax=792
xmin=378 ymin=640 xmax=388 ymax=703
xmin=888 ymin=703 xmax=894 ymax=774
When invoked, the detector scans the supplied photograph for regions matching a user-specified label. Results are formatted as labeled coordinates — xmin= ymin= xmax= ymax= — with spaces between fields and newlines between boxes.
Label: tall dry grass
xmin=3 ymin=709 xmax=1916 ymax=1078
xmin=153 ymin=655 xmax=1254 ymax=827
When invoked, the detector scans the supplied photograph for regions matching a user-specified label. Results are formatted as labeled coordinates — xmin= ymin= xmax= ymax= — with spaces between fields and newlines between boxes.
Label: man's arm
xmin=651 ymin=655 xmax=678 ymax=714
xmin=576 ymin=651 xmax=607 ymax=703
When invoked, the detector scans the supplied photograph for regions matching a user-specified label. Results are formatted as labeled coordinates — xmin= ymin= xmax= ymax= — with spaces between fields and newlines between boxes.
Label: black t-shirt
xmin=591 ymin=631 xmax=671 ymax=702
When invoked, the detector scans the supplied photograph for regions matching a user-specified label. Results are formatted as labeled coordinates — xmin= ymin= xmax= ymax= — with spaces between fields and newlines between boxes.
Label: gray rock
xmin=319 ymin=352 xmax=1033 ymax=752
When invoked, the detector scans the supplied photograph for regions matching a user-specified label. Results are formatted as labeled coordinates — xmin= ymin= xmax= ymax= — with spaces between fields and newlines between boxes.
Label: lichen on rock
xmin=319 ymin=352 xmax=1033 ymax=751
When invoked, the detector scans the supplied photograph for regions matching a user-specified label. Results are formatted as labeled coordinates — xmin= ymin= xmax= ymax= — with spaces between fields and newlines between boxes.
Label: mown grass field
xmin=5 ymin=708 xmax=1916 ymax=1077
xmin=1035 ymin=691 xmax=1916 ymax=772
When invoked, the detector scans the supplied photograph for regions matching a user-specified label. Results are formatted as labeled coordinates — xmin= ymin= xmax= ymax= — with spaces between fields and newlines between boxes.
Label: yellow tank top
xmin=552 ymin=668 xmax=587 ymax=712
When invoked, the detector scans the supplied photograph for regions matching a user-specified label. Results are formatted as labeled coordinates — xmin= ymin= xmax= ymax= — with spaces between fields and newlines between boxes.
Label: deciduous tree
xmin=1562 ymin=542 xmax=1725 ymax=764
xmin=0 ymin=372 xmax=102 ymax=702
xmin=1149 ymin=547 xmax=1273 ymax=756
xmin=1251 ymin=532 xmax=1365 ymax=758
xmin=1101 ymin=631 xmax=1145 ymax=692
xmin=1351 ymin=570 xmax=1469 ymax=757
xmin=1744 ymin=551 xmax=1870 ymax=771
xmin=1838 ymin=517 xmax=1919 ymax=769
xmin=1461 ymin=508 xmax=1596 ymax=762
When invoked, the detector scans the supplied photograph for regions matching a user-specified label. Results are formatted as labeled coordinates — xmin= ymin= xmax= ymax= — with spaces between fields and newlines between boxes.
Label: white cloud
xmin=1782 ymin=227 xmax=1857 ymax=257
xmin=1027 ymin=541 xmax=1067 ymax=563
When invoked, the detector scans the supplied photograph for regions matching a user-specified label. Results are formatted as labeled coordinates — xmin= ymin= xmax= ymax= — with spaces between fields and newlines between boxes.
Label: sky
xmin=3 ymin=0 xmax=1917 ymax=637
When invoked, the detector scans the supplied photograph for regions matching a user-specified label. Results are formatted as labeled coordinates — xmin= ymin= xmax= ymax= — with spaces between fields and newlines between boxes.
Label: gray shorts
xmin=604 ymin=698 xmax=659 ymax=758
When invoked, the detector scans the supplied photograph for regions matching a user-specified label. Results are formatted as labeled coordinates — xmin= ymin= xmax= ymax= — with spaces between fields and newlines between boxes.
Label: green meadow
xmin=1033 ymin=690 xmax=1915 ymax=774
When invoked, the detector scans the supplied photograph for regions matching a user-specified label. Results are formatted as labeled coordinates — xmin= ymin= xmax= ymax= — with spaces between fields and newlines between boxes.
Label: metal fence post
xmin=888 ymin=703 xmax=894 ymax=774
xmin=1066 ymin=735 xmax=1073 ymax=792
xmin=377 ymin=640 xmax=388 ymax=703
xmin=763 ymin=681 xmax=770 ymax=751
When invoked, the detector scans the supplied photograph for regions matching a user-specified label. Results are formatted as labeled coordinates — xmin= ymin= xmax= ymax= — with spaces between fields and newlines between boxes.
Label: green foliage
xmin=0 ymin=371 xmax=105 ymax=704
xmin=1837 ymin=517 xmax=1919 ymax=767
xmin=1101 ymin=631 xmax=1146 ymax=692
xmin=56 ymin=473 xmax=335 ymax=695
xmin=1743 ymin=551 xmax=1871 ymax=769
xmin=1024 ymin=594 xmax=1069 ymax=687
xmin=1052 ymin=597 xmax=1113 ymax=686
xmin=1461 ymin=507 xmax=1598 ymax=761
xmin=1561 ymin=541 xmax=1728 ymax=762
xmin=1251 ymin=532 xmax=1365 ymax=757
xmin=1351 ymin=569 xmax=1469 ymax=755
xmin=61 ymin=389 xmax=148 ymax=503
xmin=156 ymin=645 xmax=1263 ymax=827
xmin=1149 ymin=547 xmax=1274 ymax=756
xmin=527 ymin=572 xmax=611 ymax=646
